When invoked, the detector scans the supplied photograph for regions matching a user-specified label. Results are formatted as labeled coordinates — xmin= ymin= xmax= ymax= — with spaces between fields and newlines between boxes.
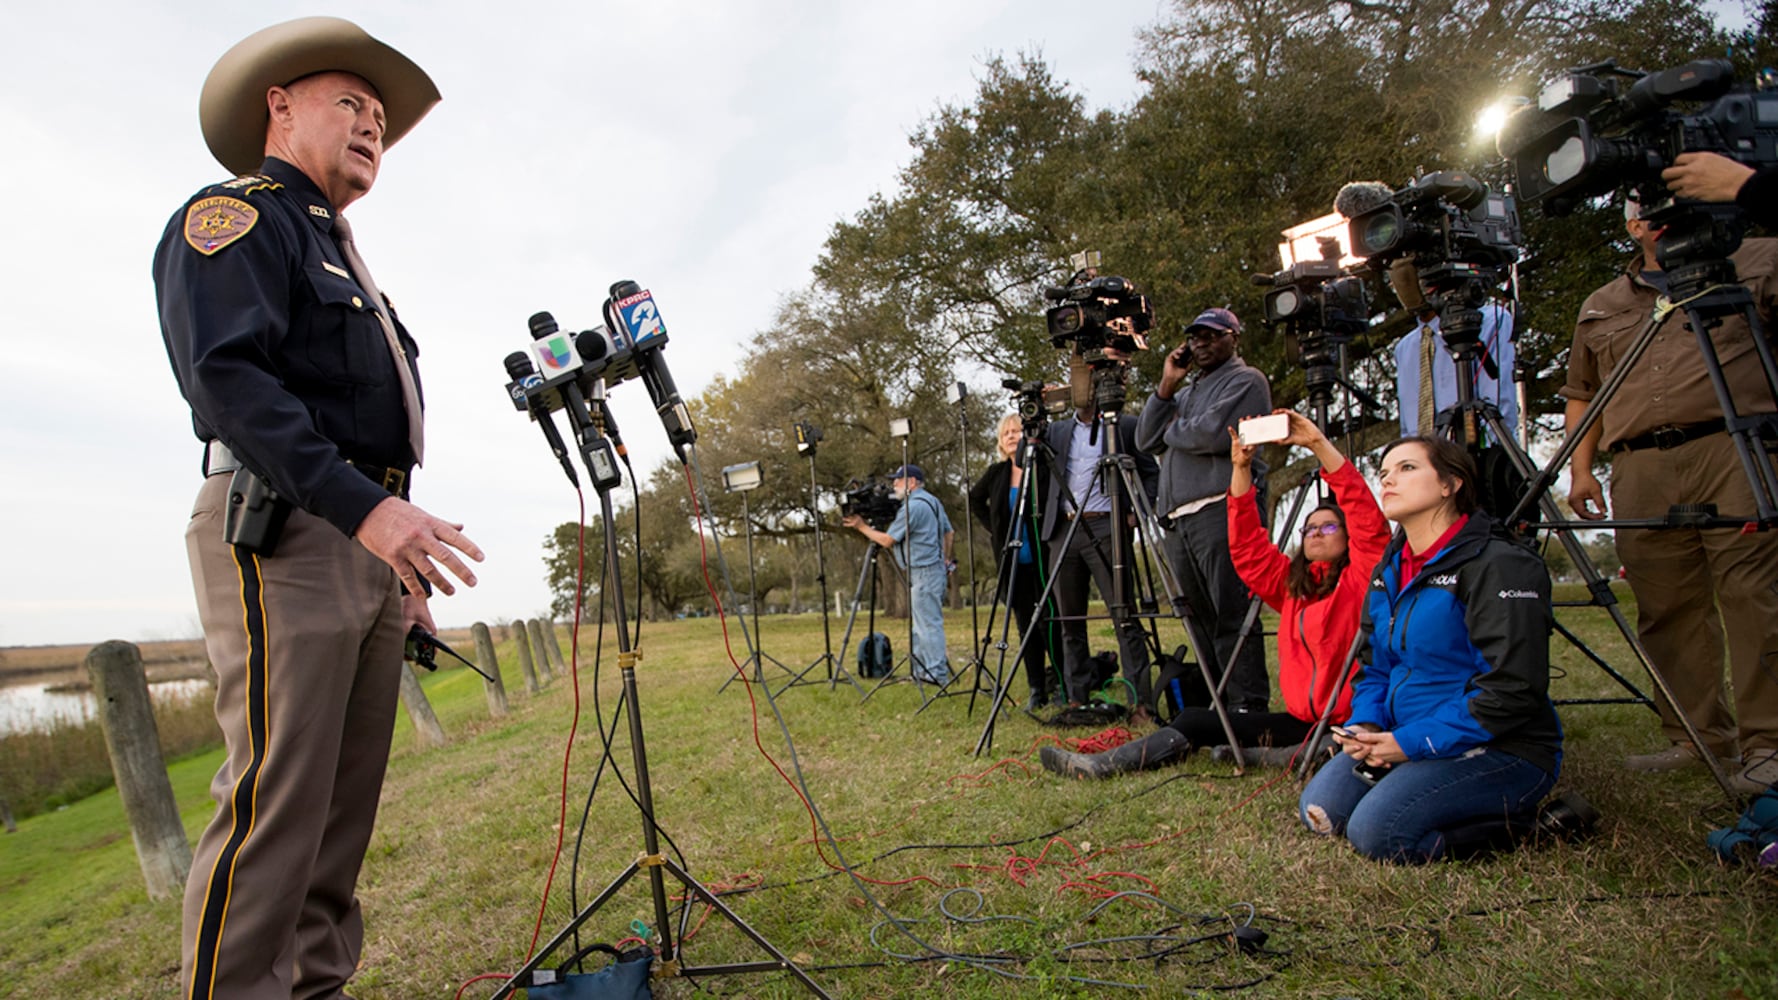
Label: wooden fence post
xmin=473 ymin=623 xmax=507 ymax=718
xmin=397 ymin=662 xmax=448 ymax=749
xmin=511 ymin=618 xmax=541 ymax=694
xmin=544 ymin=619 xmax=569 ymax=675
xmin=84 ymin=640 xmax=192 ymax=900
xmin=527 ymin=619 xmax=556 ymax=682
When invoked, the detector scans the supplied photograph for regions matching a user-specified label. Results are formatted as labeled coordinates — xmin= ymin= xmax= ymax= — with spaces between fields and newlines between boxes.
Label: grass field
xmin=2 ymin=591 xmax=1775 ymax=999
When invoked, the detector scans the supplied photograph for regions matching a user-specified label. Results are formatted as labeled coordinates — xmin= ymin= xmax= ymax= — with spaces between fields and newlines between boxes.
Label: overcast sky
xmin=0 ymin=0 xmax=1167 ymax=647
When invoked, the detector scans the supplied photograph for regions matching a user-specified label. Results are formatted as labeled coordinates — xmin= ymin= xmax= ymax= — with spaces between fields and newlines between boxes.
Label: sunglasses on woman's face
xmin=1300 ymin=521 xmax=1342 ymax=538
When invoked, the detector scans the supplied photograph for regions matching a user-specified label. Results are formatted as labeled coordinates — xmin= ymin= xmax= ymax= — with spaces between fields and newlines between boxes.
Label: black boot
xmin=1040 ymin=728 xmax=1191 ymax=780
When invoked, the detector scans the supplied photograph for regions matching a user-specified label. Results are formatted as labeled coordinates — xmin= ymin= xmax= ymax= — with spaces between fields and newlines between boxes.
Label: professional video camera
xmin=1043 ymin=251 xmax=1154 ymax=357
xmin=1254 ymin=238 xmax=1370 ymax=371
xmin=1001 ymin=378 xmax=1071 ymax=433
xmin=1344 ymin=171 xmax=1522 ymax=278
xmin=1498 ymin=58 xmax=1778 ymax=217
xmin=838 ymin=477 xmax=900 ymax=531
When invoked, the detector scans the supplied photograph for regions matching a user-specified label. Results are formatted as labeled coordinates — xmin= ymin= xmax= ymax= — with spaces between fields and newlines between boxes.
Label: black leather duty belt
xmin=204 ymin=440 xmax=408 ymax=496
xmin=1065 ymin=511 xmax=1110 ymax=520
xmin=1611 ymin=419 xmax=1726 ymax=454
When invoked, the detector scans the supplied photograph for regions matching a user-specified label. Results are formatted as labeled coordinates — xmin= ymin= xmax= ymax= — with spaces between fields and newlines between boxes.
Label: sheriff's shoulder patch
xmin=184 ymin=196 xmax=259 ymax=256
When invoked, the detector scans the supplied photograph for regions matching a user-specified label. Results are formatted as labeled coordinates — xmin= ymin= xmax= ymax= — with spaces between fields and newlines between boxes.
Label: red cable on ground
xmin=681 ymin=465 xmax=943 ymax=891
xmin=456 ymin=491 xmax=594 ymax=999
xmin=520 ymin=490 xmax=592 ymax=962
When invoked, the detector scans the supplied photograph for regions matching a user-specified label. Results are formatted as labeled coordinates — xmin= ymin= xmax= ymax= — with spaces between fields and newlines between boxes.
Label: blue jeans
xmin=908 ymin=562 xmax=950 ymax=684
xmin=1299 ymin=748 xmax=1556 ymax=863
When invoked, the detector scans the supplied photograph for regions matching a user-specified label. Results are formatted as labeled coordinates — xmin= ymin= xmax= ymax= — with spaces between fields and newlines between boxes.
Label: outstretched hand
xmin=1281 ymin=409 xmax=1329 ymax=449
xmin=354 ymin=497 xmax=484 ymax=597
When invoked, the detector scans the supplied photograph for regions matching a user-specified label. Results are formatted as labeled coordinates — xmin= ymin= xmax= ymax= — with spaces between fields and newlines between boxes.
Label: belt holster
xmin=223 ymin=466 xmax=292 ymax=556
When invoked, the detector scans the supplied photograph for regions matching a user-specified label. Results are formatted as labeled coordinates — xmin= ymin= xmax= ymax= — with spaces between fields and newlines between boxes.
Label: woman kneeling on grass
xmin=1300 ymin=435 xmax=1563 ymax=864
xmin=1041 ymin=410 xmax=1387 ymax=778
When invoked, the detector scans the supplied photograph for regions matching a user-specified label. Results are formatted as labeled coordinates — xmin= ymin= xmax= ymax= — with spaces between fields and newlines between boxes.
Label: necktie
xmin=334 ymin=216 xmax=425 ymax=465
xmin=1416 ymin=324 xmax=1438 ymax=435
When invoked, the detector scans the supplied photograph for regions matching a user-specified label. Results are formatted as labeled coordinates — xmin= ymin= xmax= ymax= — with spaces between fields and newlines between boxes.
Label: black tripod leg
xmin=1124 ymin=477 xmax=1250 ymax=771
xmin=1478 ymin=393 xmax=1742 ymax=805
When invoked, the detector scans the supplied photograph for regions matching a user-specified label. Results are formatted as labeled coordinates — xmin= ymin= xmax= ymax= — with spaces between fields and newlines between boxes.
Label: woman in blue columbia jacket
xmin=1300 ymin=436 xmax=1563 ymax=863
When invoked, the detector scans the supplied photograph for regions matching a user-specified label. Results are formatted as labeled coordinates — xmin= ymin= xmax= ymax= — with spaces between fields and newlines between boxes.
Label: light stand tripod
xmin=775 ymin=424 xmax=865 ymax=696
xmin=496 ymin=368 xmax=830 ymax=998
xmin=972 ymin=360 xmax=1248 ymax=762
xmin=717 ymin=462 xmax=797 ymax=693
xmin=916 ymin=381 xmax=996 ymax=710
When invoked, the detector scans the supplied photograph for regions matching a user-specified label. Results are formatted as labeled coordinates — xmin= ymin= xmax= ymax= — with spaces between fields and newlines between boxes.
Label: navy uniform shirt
xmin=154 ymin=156 xmax=423 ymax=537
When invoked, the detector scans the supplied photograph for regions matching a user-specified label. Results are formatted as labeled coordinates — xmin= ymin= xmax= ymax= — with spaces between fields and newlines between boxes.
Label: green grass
xmin=3 ymin=590 xmax=1777 ymax=999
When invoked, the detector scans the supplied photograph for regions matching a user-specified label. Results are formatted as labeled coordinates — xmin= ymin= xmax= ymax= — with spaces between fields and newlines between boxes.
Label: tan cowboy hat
xmin=200 ymin=16 xmax=441 ymax=175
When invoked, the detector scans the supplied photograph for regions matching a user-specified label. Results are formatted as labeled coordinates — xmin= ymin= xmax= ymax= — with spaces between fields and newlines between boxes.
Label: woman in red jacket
xmin=1042 ymin=410 xmax=1388 ymax=778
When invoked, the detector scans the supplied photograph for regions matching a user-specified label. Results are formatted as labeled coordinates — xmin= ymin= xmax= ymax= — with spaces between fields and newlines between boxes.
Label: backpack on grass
xmin=857 ymin=632 xmax=893 ymax=679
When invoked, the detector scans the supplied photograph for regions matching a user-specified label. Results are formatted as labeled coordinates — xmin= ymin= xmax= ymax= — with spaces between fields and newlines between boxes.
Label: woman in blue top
xmin=1299 ymin=435 xmax=1563 ymax=863
xmin=969 ymin=414 xmax=1057 ymax=711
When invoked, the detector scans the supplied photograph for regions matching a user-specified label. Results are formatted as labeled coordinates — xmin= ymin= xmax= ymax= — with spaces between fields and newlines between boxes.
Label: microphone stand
xmin=493 ymin=382 xmax=831 ymax=999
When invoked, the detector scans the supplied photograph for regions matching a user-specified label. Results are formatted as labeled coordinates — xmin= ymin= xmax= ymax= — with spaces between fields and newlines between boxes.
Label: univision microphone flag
xmin=531 ymin=332 xmax=583 ymax=377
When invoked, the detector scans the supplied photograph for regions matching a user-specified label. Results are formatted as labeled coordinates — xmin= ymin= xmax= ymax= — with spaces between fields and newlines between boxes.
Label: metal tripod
xmin=775 ymin=448 xmax=863 ymax=696
xmin=717 ymin=489 xmax=798 ymax=693
xmin=493 ymin=401 xmax=830 ymax=998
xmin=972 ymin=376 xmax=1246 ymax=764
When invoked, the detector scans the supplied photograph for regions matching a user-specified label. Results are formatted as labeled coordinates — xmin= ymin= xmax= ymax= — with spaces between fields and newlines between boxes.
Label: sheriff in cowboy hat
xmin=156 ymin=19 xmax=483 ymax=1000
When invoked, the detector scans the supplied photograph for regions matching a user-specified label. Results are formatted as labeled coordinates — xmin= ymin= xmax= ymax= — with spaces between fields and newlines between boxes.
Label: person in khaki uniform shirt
xmin=1562 ymin=196 xmax=1778 ymax=794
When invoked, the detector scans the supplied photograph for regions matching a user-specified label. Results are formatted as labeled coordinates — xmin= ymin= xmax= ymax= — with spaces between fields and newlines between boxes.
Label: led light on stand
xmin=889 ymin=418 xmax=912 ymax=439
xmin=721 ymin=461 xmax=762 ymax=493
xmin=945 ymin=382 xmax=967 ymax=405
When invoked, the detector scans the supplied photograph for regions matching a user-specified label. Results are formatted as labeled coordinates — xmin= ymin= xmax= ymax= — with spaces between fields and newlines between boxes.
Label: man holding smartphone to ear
xmin=1136 ymin=307 xmax=1274 ymax=713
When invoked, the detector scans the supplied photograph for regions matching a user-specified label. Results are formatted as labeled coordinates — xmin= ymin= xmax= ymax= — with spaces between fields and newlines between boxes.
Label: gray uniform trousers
xmin=181 ymin=473 xmax=406 ymax=1000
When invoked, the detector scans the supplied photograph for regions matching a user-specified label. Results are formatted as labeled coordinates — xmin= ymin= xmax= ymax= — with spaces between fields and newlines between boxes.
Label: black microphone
xmin=604 ymin=281 xmax=697 ymax=463
xmin=528 ymin=312 xmax=623 ymax=491
xmin=1333 ymin=181 xmax=1394 ymax=219
xmin=505 ymin=352 xmax=578 ymax=486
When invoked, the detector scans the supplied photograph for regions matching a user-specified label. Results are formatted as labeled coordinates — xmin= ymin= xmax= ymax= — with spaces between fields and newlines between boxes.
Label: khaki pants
xmin=1611 ymin=432 xmax=1778 ymax=758
xmin=181 ymin=474 xmax=405 ymax=1000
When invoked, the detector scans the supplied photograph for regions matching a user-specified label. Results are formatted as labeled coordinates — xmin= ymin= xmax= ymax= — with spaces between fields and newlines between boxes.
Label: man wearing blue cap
xmin=844 ymin=465 xmax=956 ymax=683
xmin=1137 ymin=307 xmax=1274 ymax=712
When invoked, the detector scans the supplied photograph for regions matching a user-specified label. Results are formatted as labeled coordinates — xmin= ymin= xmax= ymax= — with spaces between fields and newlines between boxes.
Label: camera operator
xmin=1388 ymin=260 xmax=1519 ymax=442
xmin=1662 ymin=152 xmax=1778 ymax=229
xmin=1135 ymin=307 xmax=1274 ymax=713
xmin=1040 ymin=375 xmax=1161 ymax=715
xmin=844 ymin=465 xmax=956 ymax=685
xmin=1562 ymin=194 xmax=1778 ymax=792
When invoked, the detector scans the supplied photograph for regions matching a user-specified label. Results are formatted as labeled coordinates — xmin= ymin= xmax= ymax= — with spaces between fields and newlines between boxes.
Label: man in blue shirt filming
xmin=845 ymin=465 xmax=956 ymax=684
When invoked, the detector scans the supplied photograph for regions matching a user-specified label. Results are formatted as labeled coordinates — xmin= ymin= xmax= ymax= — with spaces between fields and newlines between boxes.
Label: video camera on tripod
xmin=1001 ymin=378 xmax=1070 ymax=435
xmin=837 ymin=477 xmax=900 ymax=531
xmin=1043 ymin=250 xmax=1153 ymax=415
xmin=1254 ymin=238 xmax=1370 ymax=371
xmin=1498 ymin=58 xmax=1778 ymax=218
xmin=1043 ymin=250 xmax=1154 ymax=358
xmin=1498 ymin=58 xmax=1778 ymax=297
xmin=1339 ymin=172 xmax=1521 ymax=352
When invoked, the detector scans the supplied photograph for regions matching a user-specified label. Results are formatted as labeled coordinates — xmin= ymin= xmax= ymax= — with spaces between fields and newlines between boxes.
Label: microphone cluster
xmin=502 ymin=281 xmax=699 ymax=490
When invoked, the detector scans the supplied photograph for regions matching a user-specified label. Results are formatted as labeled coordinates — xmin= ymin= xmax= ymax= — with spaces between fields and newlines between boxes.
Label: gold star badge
xmin=183 ymin=196 xmax=259 ymax=256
